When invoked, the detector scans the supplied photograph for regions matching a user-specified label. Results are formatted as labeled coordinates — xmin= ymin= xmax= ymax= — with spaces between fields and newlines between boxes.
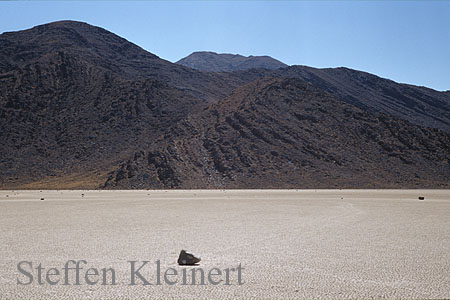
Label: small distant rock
xmin=40 ymin=198 xmax=44 ymax=201
xmin=418 ymin=196 xmax=425 ymax=200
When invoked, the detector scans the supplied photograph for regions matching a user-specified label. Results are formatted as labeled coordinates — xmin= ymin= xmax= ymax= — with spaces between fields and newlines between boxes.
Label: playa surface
xmin=0 ymin=189 xmax=449 ymax=299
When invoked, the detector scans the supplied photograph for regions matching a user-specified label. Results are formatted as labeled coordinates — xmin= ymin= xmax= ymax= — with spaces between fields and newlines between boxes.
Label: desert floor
xmin=0 ymin=189 xmax=449 ymax=299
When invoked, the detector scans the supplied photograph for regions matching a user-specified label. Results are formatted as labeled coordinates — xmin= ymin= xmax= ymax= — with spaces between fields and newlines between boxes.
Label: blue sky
xmin=0 ymin=1 xmax=449 ymax=91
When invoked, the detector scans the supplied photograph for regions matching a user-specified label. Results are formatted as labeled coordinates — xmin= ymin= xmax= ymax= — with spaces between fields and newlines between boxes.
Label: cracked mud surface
xmin=0 ymin=189 xmax=449 ymax=299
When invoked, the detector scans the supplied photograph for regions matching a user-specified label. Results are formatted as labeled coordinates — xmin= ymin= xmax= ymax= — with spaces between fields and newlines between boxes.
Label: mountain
xmin=176 ymin=51 xmax=288 ymax=72
xmin=0 ymin=21 xmax=449 ymax=189
xmin=0 ymin=52 xmax=201 ymax=187
xmin=0 ymin=21 xmax=248 ymax=103
xmin=0 ymin=21 xmax=238 ymax=188
xmin=227 ymin=66 xmax=450 ymax=133
xmin=104 ymin=77 xmax=450 ymax=189
xmin=283 ymin=66 xmax=450 ymax=133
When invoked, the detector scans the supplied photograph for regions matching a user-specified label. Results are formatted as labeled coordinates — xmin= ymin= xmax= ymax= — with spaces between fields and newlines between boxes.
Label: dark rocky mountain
xmin=0 ymin=53 xmax=200 ymax=187
xmin=0 ymin=21 xmax=236 ymax=188
xmin=176 ymin=51 xmax=288 ymax=72
xmin=0 ymin=21 xmax=448 ymax=189
xmin=0 ymin=21 xmax=247 ymax=103
xmin=230 ymin=66 xmax=450 ymax=133
xmin=104 ymin=78 xmax=450 ymax=189
xmin=280 ymin=66 xmax=450 ymax=133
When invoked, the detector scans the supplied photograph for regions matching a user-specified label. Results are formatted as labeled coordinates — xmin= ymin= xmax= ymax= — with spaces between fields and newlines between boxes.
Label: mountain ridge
xmin=0 ymin=21 xmax=448 ymax=189
xmin=227 ymin=66 xmax=450 ymax=132
xmin=104 ymin=77 xmax=450 ymax=189
xmin=0 ymin=20 xmax=249 ymax=103
xmin=176 ymin=51 xmax=288 ymax=72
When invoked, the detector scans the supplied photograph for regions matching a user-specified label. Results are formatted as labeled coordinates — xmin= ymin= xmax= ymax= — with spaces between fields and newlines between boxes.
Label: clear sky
xmin=0 ymin=1 xmax=449 ymax=91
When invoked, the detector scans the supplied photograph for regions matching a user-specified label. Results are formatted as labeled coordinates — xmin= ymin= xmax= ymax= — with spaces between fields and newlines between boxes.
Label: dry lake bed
xmin=0 ymin=189 xmax=449 ymax=299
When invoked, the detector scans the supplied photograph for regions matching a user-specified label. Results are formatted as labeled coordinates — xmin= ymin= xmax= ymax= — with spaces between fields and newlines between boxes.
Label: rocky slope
xmin=0 ymin=21 xmax=247 ymax=103
xmin=176 ymin=51 xmax=287 ymax=72
xmin=0 ymin=53 xmax=200 ymax=186
xmin=104 ymin=78 xmax=450 ymax=189
xmin=230 ymin=66 xmax=450 ymax=133
xmin=0 ymin=21 xmax=449 ymax=188
xmin=0 ymin=21 xmax=229 ymax=187
xmin=281 ymin=66 xmax=450 ymax=133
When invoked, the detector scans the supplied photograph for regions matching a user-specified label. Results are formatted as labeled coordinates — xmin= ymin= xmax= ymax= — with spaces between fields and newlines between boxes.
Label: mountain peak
xmin=33 ymin=19 xmax=92 ymax=28
xmin=0 ymin=20 xmax=161 ymax=76
xmin=2 ymin=20 xmax=106 ymax=37
xmin=176 ymin=51 xmax=287 ymax=72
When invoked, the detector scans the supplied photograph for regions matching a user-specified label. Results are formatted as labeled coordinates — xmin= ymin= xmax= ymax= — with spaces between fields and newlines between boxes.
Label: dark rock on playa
xmin=178 ymin=250 xmax=201 ymax=265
